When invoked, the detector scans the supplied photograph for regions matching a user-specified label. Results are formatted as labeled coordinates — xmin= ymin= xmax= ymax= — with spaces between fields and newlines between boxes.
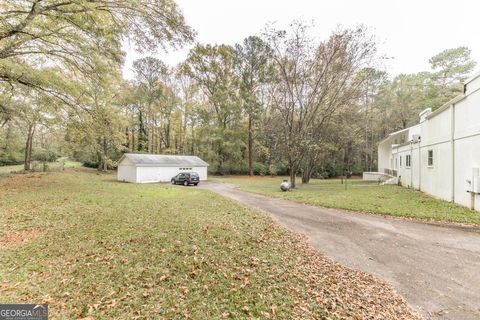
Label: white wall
xmin=411 ymin=143 xmax=420 ymax=189
xmin=420 ymin=107 xmax=453 ymax=201
xmin=135 ymin=166 xmax=208 ymax=183
xmin=453 ymin=87 xmax=480 ymax=209
xmin=420 ymin=141 xmax=452 ymax=201
xmin=378 ymin=140 xmax=392 ymax=172
xmin=117 ymin=158 xmax=136 ymax=183
xmin=195 ymin=167 xmax=208 ymax=181
xmin=392 ymin=145 xmax=406 ymax=184
xmin=392 ymin=142 xmax=420 ymax=189
xmin=454 ymin=135 xmax=480 ymax=210
xmin=136 ymin=166 xmax=174 ymax=183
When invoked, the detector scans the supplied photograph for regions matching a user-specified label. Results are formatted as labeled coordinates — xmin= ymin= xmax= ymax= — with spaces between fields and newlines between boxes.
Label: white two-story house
xmin=376 ymin=72 xmax=480 ymax=210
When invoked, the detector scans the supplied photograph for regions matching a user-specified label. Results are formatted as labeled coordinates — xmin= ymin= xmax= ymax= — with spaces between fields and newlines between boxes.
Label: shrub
xmin=253 ymin=162 xmax=267 ymax=176
xmin=268 ymin=164 xmax=278 ymax=177
xmin=32 ymin=148 xmax=59 ymax=163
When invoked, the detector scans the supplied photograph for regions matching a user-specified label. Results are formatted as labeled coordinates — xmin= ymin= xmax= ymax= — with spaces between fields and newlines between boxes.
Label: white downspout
xmin=418 ymin=137 xmax=421 ymax=191
xmin=410 ymin=142 xmax=413 ymax=188
xmin=451 ymin=104 xmax=455 ymax=202
xmin=418 ymin=141 xmax=421 ymax=190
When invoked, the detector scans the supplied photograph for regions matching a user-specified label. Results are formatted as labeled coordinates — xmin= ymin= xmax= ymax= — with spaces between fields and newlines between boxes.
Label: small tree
xmin=265 ymin=23 xmax=376 ymax=187
xmin=235 ymin=36 xmax=272 ymax=176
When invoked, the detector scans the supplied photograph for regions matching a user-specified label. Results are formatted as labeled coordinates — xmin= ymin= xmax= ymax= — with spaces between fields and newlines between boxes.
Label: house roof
xmin=119 ymin=153 xmax=209 ymax=167
xmin=378 ymin=125 xmax=414 ymax=144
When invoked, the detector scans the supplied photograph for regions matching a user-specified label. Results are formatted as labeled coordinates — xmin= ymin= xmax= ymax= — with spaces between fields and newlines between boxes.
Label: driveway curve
xmin=200 ymin=182 xmax=480 ymax=320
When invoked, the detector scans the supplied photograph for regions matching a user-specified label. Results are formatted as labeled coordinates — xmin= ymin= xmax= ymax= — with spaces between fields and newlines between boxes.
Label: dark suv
xmin=171 ymin=172 xmax=200 ymax=186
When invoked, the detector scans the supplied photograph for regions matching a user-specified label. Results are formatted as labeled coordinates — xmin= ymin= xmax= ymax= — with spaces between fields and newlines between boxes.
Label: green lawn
xmin=212 ymin=176 xmax=480 ymax=225
xmin=0 ymin=164 xmax=24 ymax=177
xmin=0 ymin=170 xmax=418 ymax=319
xmin=0 ymin=160 xmax=81 ymax=179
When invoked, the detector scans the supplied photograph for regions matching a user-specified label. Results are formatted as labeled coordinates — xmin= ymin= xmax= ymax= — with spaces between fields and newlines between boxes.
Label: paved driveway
xmin=200 ymin=182 xmax=480 ymax=320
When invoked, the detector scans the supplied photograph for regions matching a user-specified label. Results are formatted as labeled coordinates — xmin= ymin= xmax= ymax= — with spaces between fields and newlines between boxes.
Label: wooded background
xmin=0 ymin=1 xmax=476 ymax=187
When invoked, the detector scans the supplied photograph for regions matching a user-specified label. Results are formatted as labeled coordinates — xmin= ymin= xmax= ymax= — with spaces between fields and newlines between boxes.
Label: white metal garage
xmin=117 ymin=153 xmax=209 ymax=183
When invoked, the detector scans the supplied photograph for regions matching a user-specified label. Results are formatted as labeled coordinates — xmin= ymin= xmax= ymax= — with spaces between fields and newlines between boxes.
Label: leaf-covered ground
xmin=1 ymin=170 xmax=419 ymax=319
xmin=212 ymin=176 xmax=480 ymax=225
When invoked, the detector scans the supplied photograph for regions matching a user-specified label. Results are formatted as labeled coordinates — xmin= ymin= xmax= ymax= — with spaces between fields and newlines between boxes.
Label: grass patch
xmin=0 ymin=161 xmax=82 ymax=180
xmin=0 ymin=164 xmax=24 ymax=177
xmin=212 ymin=176 xmax=480 ymax=225
xmin=0 ymin=170 xmax=418 ymax=319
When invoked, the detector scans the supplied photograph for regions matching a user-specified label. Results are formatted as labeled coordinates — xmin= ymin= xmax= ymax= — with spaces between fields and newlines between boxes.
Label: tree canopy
xmin=0 ymin=3 xmax=477 ymax=185
xmin=0 ymin=0 xmax=194 ymax=119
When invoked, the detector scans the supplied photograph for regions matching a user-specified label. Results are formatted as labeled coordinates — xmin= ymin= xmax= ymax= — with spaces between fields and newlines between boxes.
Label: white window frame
xmin=427 ymin=150 xmax=434 ymax=167
xmin=406 ymin=154 xmax=411 ymax=168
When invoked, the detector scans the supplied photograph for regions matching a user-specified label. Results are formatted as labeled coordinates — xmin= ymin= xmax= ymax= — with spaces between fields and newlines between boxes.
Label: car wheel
xmin=171 ymin=179 xmax=175 ymax=184
xmin=194 ymin=183 xmax=198 ymax=186
xmin=184 ymin=181 xmax=188 ymax=186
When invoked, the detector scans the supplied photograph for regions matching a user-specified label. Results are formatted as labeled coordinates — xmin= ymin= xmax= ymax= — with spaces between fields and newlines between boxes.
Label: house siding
xmin=377 ymin=72 xmax=480 ymax=210
xmin=135 ymin=166 xmax=208 ymax=183
xmin=453 ymin=86 xmax=480 ymax=209
xmin=454 ymin=135 xmax=480 ymax=210
xmin=117 ymin=157 xmax=137 ymax=183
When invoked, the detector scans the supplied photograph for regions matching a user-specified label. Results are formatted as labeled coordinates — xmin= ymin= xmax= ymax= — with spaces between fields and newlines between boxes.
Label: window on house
xmin=406 ymin=155 xmax=411 ymax=167
xmin=428 ymin=150 xmax=433 ymax=166
xmin=400 ymin=155 xmax=402 ymax=167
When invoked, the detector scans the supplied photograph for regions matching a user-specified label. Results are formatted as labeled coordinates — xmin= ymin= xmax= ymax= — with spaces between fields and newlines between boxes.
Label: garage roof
xmin=119 ymin=153 xmax=209 ymax=167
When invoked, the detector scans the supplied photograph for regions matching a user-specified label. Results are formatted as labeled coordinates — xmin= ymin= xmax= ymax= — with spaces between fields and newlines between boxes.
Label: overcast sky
xmin=122 ymin=0 xmax=480 ymax=79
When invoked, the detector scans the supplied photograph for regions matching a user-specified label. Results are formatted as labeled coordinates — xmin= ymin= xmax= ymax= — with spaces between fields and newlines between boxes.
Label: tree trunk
xmin=131 ymin=129 xmax=135 ymax=152
xmin=125 ymin=127 xmax=131 ymax=151
xmin=248 ymin=115 xmax=253 ymax=176
xmin=97 ymin=151 xmax=103 ymax=171
xmin=138 ymin=110 xmax=146 ymax=151
xmin=160 ymin=124 xmax=163 ymax=152
xmin=182 ymin=103 xmax=188 ymax=154
xmin=103 ymin=137 xmax=108 ymax=171
xmin=151 ymin=126 xmax=155 ymax=154
xmin=98 ymin=137 xmax=108 ymax=172
xmin=24 ymin=124 xmax=35 ymax=171
xmin=147 ymin=124 xmax=152 ymax=153
xmin=289 ymin=166 xmax=296 ymax=188
xmin=301 ymin=166 xmax=312 ymax=184
xmin=166 ymin=120 xmax=171 ymax=149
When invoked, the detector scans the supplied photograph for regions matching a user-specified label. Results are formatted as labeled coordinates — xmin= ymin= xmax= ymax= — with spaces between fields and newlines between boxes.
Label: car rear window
xmin=190 ymin=173 xmax=199 ymax=178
